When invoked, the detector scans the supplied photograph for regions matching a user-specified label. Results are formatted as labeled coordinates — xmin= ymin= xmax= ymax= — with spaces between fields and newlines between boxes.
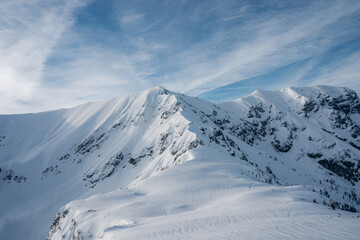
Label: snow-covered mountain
xmin=0 ymin=86 xmax=359 ymax=239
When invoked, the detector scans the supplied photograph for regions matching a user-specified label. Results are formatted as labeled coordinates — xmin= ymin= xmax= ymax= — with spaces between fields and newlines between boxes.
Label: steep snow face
xmin=0 ymin=85 xmax=359 ymax=239
xmin=0 ymin=87 xmax=200 ymax=239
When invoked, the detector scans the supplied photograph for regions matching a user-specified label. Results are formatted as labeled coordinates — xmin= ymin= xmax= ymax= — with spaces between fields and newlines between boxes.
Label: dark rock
xmin=318 ymin=159 xmax=359 ymax=182
xmin=307 ymin=153 xmax=323 ymax=159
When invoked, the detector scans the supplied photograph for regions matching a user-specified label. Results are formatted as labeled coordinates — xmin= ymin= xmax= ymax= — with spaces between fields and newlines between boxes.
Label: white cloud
xmin=1 ymin=0 xmax=360 ymax=113
xmin=120 ymin=12 xmax=144 ymax=26
xmin=160 ymin=0 xmax=360 ymax=96
xmin=310 ymin=52 xmax=360 ymax=92
xmin=0 ymin=0 xmax=89 ymax=113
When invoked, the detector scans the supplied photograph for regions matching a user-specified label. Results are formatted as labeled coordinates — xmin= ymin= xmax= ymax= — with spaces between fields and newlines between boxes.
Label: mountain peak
xmin=236 ymin=85 xmax=358 ymax=109
xmin=284 ymin=85 xmax=354 ymax=99
xmin=140 ymin=86 xmax=171 ymax=96
xmin=1 ymin=85 xmax=360 ymax=239
xmin=246 ymin=85 xmax=352 ymax=100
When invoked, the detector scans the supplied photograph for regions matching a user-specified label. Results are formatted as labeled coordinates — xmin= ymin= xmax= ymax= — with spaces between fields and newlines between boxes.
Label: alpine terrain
xmin=0 ymin=85 xmax=360 ymax=239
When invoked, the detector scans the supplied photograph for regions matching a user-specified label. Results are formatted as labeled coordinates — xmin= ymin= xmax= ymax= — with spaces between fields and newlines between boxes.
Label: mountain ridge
xmin=0 ymin=85 xmax=360 ymax=239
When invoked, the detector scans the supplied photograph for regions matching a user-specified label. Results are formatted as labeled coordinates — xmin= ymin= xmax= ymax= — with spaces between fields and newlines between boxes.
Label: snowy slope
xmin=0 ymin=87 xmax=200 ymax=239
xmin=47 ymin=148 xmax=360 ymax=240
xmin=0 ymin=86 xmax=359 ymax=239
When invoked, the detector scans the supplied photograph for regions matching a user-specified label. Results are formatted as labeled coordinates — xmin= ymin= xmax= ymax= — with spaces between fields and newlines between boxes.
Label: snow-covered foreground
xmin=49 ymin=148 xmax=360 ymax=240
xmin=0 ymin=85 xmax=359 ymax=239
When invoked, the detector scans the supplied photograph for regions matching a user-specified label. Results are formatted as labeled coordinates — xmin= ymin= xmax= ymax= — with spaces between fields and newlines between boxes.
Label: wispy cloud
xmin=0 ymin=0 xmax=89 ymax=113
xmin=161 ymin=0 xmax=360 ymax=95
xmin=1 ymin=0 xmax=360 ymax=113
xmin=311 ymin=51 xmax=360 ymax=90
xmin=119 ymin=12 xmax=144 ymax=26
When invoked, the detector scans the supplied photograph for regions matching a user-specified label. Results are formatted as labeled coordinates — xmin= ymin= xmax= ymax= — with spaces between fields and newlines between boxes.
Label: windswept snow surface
xmin=48 ymin=148 xmax=360 ymax=240
xmin=0 ymin=86 xmax=360 ymax=239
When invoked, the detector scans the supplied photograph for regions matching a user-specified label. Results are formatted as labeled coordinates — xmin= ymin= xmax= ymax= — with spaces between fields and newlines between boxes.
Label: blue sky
xmin=1 ymin=0 xmax=360 ymax=113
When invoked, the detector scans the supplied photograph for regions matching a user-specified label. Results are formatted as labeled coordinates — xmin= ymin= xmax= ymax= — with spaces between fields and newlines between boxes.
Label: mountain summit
xmin=1 ymin=86 xmax=359 ymax=239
